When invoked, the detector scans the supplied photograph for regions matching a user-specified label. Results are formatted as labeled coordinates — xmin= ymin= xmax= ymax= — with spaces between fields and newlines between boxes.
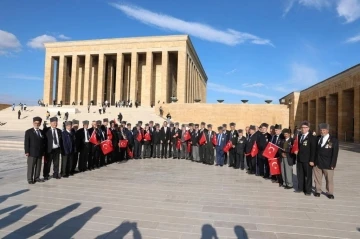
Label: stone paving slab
xmin=0 ymin=146 xmax=360 ymax=239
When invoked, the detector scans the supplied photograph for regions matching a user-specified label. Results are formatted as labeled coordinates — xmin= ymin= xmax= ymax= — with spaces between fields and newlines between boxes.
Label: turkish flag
xmin=250 ymin=141 xmax=259 ymax=157
xmin=187 ymin=141 xmax=191 ymax=152
xmin=100 ymin=140 xmax=113 ymax=154
xmin=268 ymin=158 xmax=281 ymax=175
xmin=291 ymin=136 xmax=299 ymax=153
xmin=184 ymin=131 xmax=191 ymax=141
xmin=176 ymin=139 xmax=181 ymax=149
xmin=136 ymin=132 xmax=143 ymax=142
xmin=212 ymin=134 xmax=217 ymax=146
xmin=199 ymin=133 xmax=207 ymax=145
xmin=89 ymin=131 xmax=98 ymax=145
xmin=144 ymin=132 xmax=151 ymax=141
xmin=118 ymin=140 xmax=128 ymax=148
xmin=127 ymin=147 xmax=133 ymax=158
xmin=223 ymin=140 xmax=233 ymax=153
xmin=262 ymin=142 xmax=279 ymax=159
xmin=107 ymin=128 xmax=113 ymax=140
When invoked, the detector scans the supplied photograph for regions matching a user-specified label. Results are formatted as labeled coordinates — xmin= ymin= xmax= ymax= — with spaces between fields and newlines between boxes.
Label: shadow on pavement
xmin=0 ymin=205 xmax=37 ymax=230
xmin=96 ymin=221 xmax=142 ymax=239
xmin=0 ymin=189 xmax=29 ymax=204
xmin=0 ymin=204 xmax=22 ymax=215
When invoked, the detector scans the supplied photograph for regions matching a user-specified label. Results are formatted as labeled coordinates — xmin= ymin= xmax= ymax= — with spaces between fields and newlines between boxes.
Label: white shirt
xmin=300 ymin=132 xmax=309 ymax=142
xmin=34 ymin=128 xmax=41 ymax=137
xmin=319 ymin=134 xmax=329 ymax=147
xmin=51 ymin=127 xmax=59 ymax=149
xmin=164 ymin=127 xmax=167 ymax=132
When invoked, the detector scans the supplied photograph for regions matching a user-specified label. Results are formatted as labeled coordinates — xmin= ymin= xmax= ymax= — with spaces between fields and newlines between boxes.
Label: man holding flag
xmin=279 ymin=128 xmax=295 ymax=189
xmin=257 ymin=123 xmax=272 ymax=178
xmin=245 ymin=125 xmax=257 ymax=174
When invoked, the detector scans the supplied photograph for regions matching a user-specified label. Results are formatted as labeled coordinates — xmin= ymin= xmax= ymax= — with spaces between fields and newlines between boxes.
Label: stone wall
xmin=157 ymin=103 xmax=290 ymax=130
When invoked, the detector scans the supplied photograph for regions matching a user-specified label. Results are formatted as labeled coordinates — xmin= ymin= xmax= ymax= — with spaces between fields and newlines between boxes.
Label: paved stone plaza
xmin=0 ymin=129 xmax=360 ymax=238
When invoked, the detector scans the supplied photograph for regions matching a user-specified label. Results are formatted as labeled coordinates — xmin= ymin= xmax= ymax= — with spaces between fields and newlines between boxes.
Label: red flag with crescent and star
xmin=268 ymin=158 xmax=281 ymax=175
xmin=250 ymin=141 xmax=259 ymax=157
xmin=89 ymin=131 xmax=98 ymax=145
xmin=176 ymin=139 xmax=181 ymax=149
xmin=291 ymin=136 xmax=299 ymax=154
xmin=199 ymin=133 xmax=207 ymax=145
xmin=136 ymin=132 xmax=143 ymax=142
xmin=127 ymin=147 xmax=133 ymax=158
xmin=187 ymin=141 xmax=191 ymax=152
xmin=262 ymin=142 xmax=279 ymax=159
xmin=118 ymin=140 xmax=128 ymax=148
xmin=100 ymin=140 xmax=113 ymax=154
xmin=211 ymin=134 xmax=217 ymax=146
xmin=184 ymin=131 xmax=191 ymax=141
xmin=107 ymin=128 xmax=113 ymax=140
xmin=223 ymin=140 xmax=233 ymax=153
xmin=144 ymin=132 xmax=151 ymax=141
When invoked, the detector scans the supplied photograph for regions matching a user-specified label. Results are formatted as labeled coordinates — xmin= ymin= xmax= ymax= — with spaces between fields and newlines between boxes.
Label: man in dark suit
xmin=222 ymin=124 xmax=230 ymax=164
xmin=314 ymin=123 xmax=339 ymax=199
xmin=76 ymin=120 xmax=91 ymax=172
xmin=170 ymin=123 xmax=181 ymax=159
xmin=215 ymin=126 xmax=226 ymax=166
xmin=160 ymin=121 xmax=170 ymax=158
xmin=296 ymin=121 xmax=317 ymax=196
xmin=245 ymin=125 xmax=257 ymax=174
xmin=204 ymin=124 xmax=215 ymax=165
xmin=191 ymin=124 xmax=201 ymax=162
xmin=228 ymin=122 xmax=239 ymax=167
xmin=44 ymin=117 xmax=63 ymax=180
xmin=235 ymin=129 xmax=247 ymax=170
xmin=199 ymin=122 xmax=208 ymax=163
xmin=61 ymin=121 xmax=75 ymax=178
xmin=152 ymin=124 xmax=161 ymax=158
xmin=24 ymin=116 xmax=46 ymax=184
xmin=126 ymin=123 xmax=134 ymax=159
xmin=257 ymin=123 xmax=272 ymax=177
xmin=71 ymin=119 xmax=79 ymax=174
xmin=279 ymin=128 xmax=295 ymax=189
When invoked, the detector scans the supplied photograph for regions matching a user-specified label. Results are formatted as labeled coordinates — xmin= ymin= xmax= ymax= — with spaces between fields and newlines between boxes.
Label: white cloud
xmin=58 ymin=34 xmax=71 ymax=40
xmin=226 ymin=68 xmax=237 ymax=75
xmin=0 ymin=30 xmax=21 ymax=55
xmin=5 ymin=74 xmax=43 ymax=81
xmin=110 ymin=3 xmax=273 ymax=47
xmin=208 ymin=82 xmax=274 ymax=99
xmin=27 ymin=35 xmax=57 ymax=49
xmin=242 ymin=83 xmax=265 ymax=88
xmin=289 ymin=63 xmax=319 ymax=86
xmin=346 ymin=33 xmax=360 ymax=42
xmin=283 ymin=0 xmax=332 ymax=17
xmin=337 ymin=0 xmax=360 ymax=23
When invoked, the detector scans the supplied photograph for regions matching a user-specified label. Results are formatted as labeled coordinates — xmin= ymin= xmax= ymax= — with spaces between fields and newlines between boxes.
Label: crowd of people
xmin=25 ymin=116 xmax=339 ymax=199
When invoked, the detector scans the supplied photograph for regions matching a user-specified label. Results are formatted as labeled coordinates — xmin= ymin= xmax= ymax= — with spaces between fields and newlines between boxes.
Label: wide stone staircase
xmin=0 ymin=105 xmax=166 ymax=151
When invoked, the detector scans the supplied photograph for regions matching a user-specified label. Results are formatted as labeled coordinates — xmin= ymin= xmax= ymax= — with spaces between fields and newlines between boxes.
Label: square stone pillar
xmin=43 ymin=54 xmax=54 ymax=105
xmin=161 ymin=51 xmax=169 ymax=103
xmin=77 ymin=64 xmax=83 ymax=105
xmin=115 ymin=53 xmax=124 ymax=102
xmin=130 ymin=52 xmax=138 ymax=102
xmin=83 ymin=54 xmax=91 ymax=106
xmin=97 ymin=54 xmax=106 ymax=105
xmin=316 ymin=97 xmax=326 ymax=128
xmin=325 ymin=95 xmax=338 ymax=137
xmin=337 ymin=91 xmax=344 ymax=141
xmin=177 ymin=51 xmax=187 ymax=103
xmin=141 ymin=52 xmax=153 ymax=106
xmin=57 ymin=55 xmax=67 ymax=104
xmin=70 ymin=55 xmax=78 ymax=104
xmin=354 ymin=85 xmax=360 ymax=143
xmin=106 ymin=59 xmax=114 ymax=104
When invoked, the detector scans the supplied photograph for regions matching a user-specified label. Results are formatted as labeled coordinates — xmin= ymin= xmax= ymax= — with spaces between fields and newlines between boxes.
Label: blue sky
xmin=1 ymin=0 xmax=360 ymax=105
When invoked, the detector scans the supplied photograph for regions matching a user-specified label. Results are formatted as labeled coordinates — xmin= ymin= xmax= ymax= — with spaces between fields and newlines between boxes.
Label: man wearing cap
xmin=191 ymin=124 xmax=201 ymax=162
xmin=245 ymin=125 xmax=257 ymax=174
xmin=314 ymin=123 xmax=339 ymax=199
xmin=149 ymin=121 xmax=155 ymax=157
xmin=296 ymin=121 xmax=317 ymax=196
xmin=271 ymin=124 xmax=284 ymax=185
xmin=133 ymin=124 xmax=143 ymax=159
xmin=199 ymin=122 xmax=208 ymax=163
xmin=101 ymin=118 xmax=111 ymax=164
xmin=279 ymin=128 xmax=295 ymax=189
xmin=160 ymin=121 xmax=170 ymax=158
xmin=71 ymin=120 xmax=80 ymax=174
xmin=222 ymin=124 xmax=230 ymax=164
xmin=126 ymin=123 xmax=134 ymax=159
xmin=235 ymin=129 xmax=247 ymax=170
xmin=187 ymin=123 xmax=194 ymax=160
xmin=143 ymin=123 xmax=152 ymax=158
xmin=44 ymin=117 xmax=63 ymax=180
xmin=93 ymin=120 xmax=105 ymax=167
xmin=76 ymin=120 xmax=91 ymax=172
xmin=170 ymin=123 xmax=180 ymax=159
xmin=24 ymin=117 xmax=46 ymax=184
xmin=168 ymin=123 xmax=174 ymax=158
xmin=215 ymin=126 xmax=226 ymax=166
xmin=204 ymin=124 xmax=215 ymax=165
xmin=152 ymin=124 xmax=162 ymax=158
xmin=228 ymin=123 xmax=239 ymax=168
xmin=180 ymin=124 xmax=188 ymax=159
xmin=257 ymin=123 xmax=272 ymax=177
xmin=61 ymin=121 xmax=75 ymax=178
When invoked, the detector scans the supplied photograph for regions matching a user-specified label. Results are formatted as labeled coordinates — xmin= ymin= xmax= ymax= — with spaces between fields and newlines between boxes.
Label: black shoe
xmin=28 ymin=181 xmax=34 ymax=184
xmin=63 ymin=175 xmax=69 ymax=178
xmin=314 ymin=192 xmax=320 ymax=197
xmin=35 ymin=179 xmax=44 ymax=183
xmin=284 ymin=186 xmax=293 ymax=190
xmin=240 ymin=168 xmax=244 ymax=170
xmin=327 ymin=194 xmax=334 ymax=199
xmin=294 ymin=190 xmax=302 ymax=193
xmin=279 ymin=184 xmax=283 ymax=187
xmin=305 ymin=193 xmax=311 ymax=196
xmin=55 ymin=176 xmax=61 ymax=179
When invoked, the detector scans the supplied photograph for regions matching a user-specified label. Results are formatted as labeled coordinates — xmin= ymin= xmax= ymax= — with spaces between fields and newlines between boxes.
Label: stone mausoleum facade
xmin=43 ymin=35 xmax=207 ymax=106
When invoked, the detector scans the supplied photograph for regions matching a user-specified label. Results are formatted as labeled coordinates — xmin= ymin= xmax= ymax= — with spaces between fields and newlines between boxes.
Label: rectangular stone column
xmin=106 ymin=59 xmax=114 ymax=103
xmin=141 ymin=52 xmax=153 ymax=106
xmin=326 ymin=95 xmax=337 ymax=137
xmin=337 ymin=91 xmax=344 ymax=141
xmin=43 ymin=54 xmax=54 ymax=105
xmin=177 ymin=51 xmax=187 ymax=103
xmin=130 ymin=52 xmax=138 ymax=102
xmin=83 ymin=54 xmax=91 ymax=106
xmin=316 ymin=97 xmax=326 ymax=128
xmin=77 ymin=64 xmax=84 ymax=104
xmin=354 ymin=85 xmax=360 ymax=143
xmin=115 ymin=53 xmax=124 ymax=102
xmin=70 ymin=55 xmax=78 ymax=104
xmin=97 ymin=54 xmax=106 ymax=105
xmin=57 ymin=55 xmax=67 ymax=103
xmin=161 ymin=51 xmax=169 ymax=103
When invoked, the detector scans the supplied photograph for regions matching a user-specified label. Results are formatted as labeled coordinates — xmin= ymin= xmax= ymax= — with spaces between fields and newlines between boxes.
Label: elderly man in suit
xmin=61 ymin=121 xmax=75 ymax=178
xmin=24 ymin=116 xmax=46 ymax=184
xmin=44 ymin=117 xmax=63 ymax=180
xmin=160 ymin=121 xmax=171 ymax=158
xmin=314 ymin=123 xmax=339 ymax=199
xmin=295 ymin=121 xmax=317 ymax=196
xmin=215 ymin=126 xmax=226 ymax=166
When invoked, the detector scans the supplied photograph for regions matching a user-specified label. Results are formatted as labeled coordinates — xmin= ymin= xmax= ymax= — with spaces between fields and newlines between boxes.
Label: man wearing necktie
xmin=296 ymin=121 xmax=317 ymax=196
xmin=24 ymin=116 xmax=46 ymax=184
xmin=215 ymin=126 xmax=226 ymax=166
xmin=204 ymin=124 xmax=215 ymax=165
xmin=228 ymin=123 xmax=239 ymax=168
xmin=76 ymin=120 xmax=91 ymax=172
xmin=44 ymin=117 xmax=63 ymax=180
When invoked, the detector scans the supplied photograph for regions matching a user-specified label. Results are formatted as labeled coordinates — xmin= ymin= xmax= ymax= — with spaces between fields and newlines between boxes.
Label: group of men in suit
xmin=25 ymin=116 xmax=339 ymax=199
